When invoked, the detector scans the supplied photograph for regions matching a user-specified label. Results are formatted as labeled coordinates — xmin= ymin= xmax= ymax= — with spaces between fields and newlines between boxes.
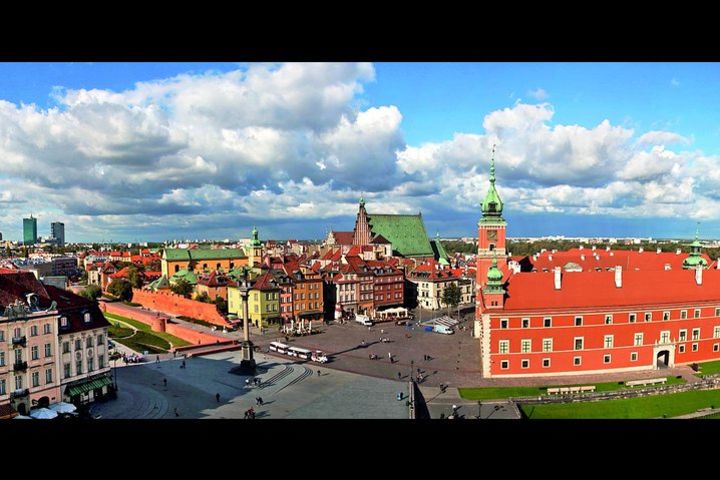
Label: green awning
xmin=66 ymin=376 xmax=113 ymax=398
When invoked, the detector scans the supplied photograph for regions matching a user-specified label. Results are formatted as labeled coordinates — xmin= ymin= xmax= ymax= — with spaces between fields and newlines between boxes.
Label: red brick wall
xmin=103 ymin=301 xmax=226 ymax=346
xmin=131 ymin=289 xmax=228 ymax=327
xmin=165 ymin=321 xmax=225 ymax=345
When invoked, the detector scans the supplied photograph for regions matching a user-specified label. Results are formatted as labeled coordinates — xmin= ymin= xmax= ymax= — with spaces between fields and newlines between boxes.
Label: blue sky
xmin=0 ymin=62 xmax=718 ymax=242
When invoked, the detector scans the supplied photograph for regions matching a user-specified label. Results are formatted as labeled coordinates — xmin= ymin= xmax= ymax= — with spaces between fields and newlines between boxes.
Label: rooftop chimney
xmin=579 ymin=245 xmax=584 ymax=250
xmin=676 ymin=249 xmax=681 ymax=255
xmin=657 ymin=248 xmax=661 ymax=254
xmin=606 ymin=246 xmax=610 ymax=251
xmin=639 ymin=247 xmax=644 ymax=253
xmin=696 ymin=265 xmax=703 ymax=286
xmin=548 ymin=254 xmax=553 ymax=261
xmin=592 ymin=245 xmax=596 ymax=251
xmin=581 ymin=254 xmax=586 ymax=261
xmin=615 ymin=266 xmax=622 ymax=288
xmin=554 ymin=266 xmax=562 ymax=290
xmin=717 ymin=259 xmax=720 ymax=270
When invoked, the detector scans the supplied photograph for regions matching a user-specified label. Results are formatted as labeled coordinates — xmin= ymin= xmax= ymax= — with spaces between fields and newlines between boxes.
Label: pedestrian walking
xmin=163 ymin=378 xmax=167 ymax=388
xmin=216 ymin=393 xmax=220 ymax=403
xmin=398 ymin=372 xmax=402 ymax=380
xmin=174 ymin=407 xmax=179 ymax=417
xmin=317 ymin=370 xmax=321 ymax=377
xmin=156 ymin=355 xmax=160 ymax=363
xmin=245 ymin=378 xmax=251 ymax=387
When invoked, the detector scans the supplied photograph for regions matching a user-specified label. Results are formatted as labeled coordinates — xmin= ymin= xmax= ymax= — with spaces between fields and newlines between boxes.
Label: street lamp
xmin=112 ymin=357 xmax=118 ymax=393
xmin=410 ymin=359 xmax=414 ymax=382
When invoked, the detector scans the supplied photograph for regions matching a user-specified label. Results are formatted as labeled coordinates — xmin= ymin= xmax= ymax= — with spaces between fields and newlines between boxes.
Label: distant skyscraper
xmin=51 ymin=222 xmax=65 ymax=247
xmin=23 ymin=215 xmax=37 ymax=245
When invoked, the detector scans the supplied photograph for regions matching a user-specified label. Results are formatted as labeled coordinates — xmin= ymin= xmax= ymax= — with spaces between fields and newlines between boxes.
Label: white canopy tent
xmin=49 ymin=402 xmax=77 ymax=414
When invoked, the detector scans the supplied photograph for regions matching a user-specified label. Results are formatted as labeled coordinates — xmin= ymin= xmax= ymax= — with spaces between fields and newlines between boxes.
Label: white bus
xmin=311 ymin=350 xmax=329 ymax=363
xmin=287 ymin=346 xmax=312 ymax=360
xmin=269 ymin=342 xmax=290 ymax=354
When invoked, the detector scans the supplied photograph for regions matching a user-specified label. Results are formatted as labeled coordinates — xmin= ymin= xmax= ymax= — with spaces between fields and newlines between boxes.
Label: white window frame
xmin=634 ymin=333 xmax=644 ymax=346
xmin=498 ymin=340 xmax=509 ymax=354
xmin=500 ymin=360 xmax=509 ymax=370
xmin=714 ymin=326 xmax=720 ymax=339
xmin=543 ymin=317 xmax=552 ymax=328
xmin=542 ymin=338 xmax=553 ymax=353
xmin=630 ymin=352 xmax=638 ymax=362
xmin=603 ymin=354 xmax=611 ymax=364
xmin=681 ymin=310 xmax=688 ymax=320
xmin=679 ymin=329 xmax=687 ymax=342
xmin=644 ymin=312 xmax=652 ymax=322
xmin=660 ymin=330 xmax=671 ymax=343
xmin=679 ymin=345 xmax=686 ymax=353
xmin=692 ymin=343 xmax=699 ymax=352
xmin=692 ymin=328 xmax=701 ymax=341
xmin=521 ymin=359 xmax=530 ymax=369
xmin=574 ymin=316 xmax=583 ymax=327
xmin=574 ymin=337 xmax=584 ymax=351
xmin=542 ymin=358 xmax=551 ymax=368
xmin=714 ymin=344 xmax=720 ymax=353
xmin=573 ymin=356 xmax=582 ymax=366
xmin=500 ymin=318 xmax=509 ymax=329
xmin=629 ymin=313 xmax=637 ymax=323
xmin=663 ymin=311 xmax=670 ymax=321
xmin=695 ymin=309 xmax=701 ymax=319
xmin=521 ymin=318 xmax=530 ymax=329
xmin=521 ymin=339 xmax=532 ymax=353
xmin=604 ymin=314 xmax=613 ymax=325
xmin=604 ymin=335 xmax=614 ymax=349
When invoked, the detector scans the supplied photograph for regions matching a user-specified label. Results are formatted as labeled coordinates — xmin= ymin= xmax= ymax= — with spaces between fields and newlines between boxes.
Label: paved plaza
xmin=91 ymin=352 xmax=409 ymax=419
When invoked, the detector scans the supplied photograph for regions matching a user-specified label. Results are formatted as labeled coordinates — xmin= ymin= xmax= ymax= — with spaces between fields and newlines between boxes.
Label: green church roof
xmin=683 ymin=223 xmax=708 ymax=269
xmin=430 ymin=236 xmax=450 ymax=265
xmin=366 ymin=213 xmax=434 ymax=257
xmin=163 ymin=248 xmax=246 ymax=261
xmin=171 ymin=269 xmax=198 ymax=285
xmin=481 ymin=146 xmax=504 ymax=221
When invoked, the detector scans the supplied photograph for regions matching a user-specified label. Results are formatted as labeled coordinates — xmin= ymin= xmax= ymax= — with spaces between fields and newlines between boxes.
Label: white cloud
xmin=527 ymin=88 xmax=549 ymax=101
xmin=637 ymin=130 xmax=690 ymax=146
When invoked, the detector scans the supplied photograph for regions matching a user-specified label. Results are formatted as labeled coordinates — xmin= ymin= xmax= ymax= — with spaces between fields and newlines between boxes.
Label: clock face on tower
xmin=487 ymin=229 xmax=497 ymax=241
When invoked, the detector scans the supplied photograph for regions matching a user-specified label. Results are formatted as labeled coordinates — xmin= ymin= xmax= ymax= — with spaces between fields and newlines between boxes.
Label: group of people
xmin=245 ymin=377 xmax=262 ymax=387
xmin=244 ymin=407 xmax=256 ymax=419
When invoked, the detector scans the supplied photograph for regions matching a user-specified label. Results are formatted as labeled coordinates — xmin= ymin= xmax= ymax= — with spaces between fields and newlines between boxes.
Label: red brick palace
xmin=475 ymin=152 xmax=720 ymax=377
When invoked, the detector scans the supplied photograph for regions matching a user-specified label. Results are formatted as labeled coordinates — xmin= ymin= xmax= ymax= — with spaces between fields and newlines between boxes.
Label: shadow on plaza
xmin=103 ymin=353 xmax=306 ymax=420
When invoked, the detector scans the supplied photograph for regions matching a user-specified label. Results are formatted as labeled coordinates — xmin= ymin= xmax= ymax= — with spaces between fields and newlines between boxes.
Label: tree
xmin=107 ymin=279 xmax=133 ymax=301
xmin=79 ymin=271 xmax=88 ymax=285
xmin=171 ymin=279 xmax=194 ymax=298
xmin=127 ymin=265 xmax=143 ymax=289
xmin=442 ymin=282 xmax=462 ymax=317
xmin=80 ymin=284 xmax=102 ymax=301
xmin=196 ymin=291 xmax=211 ymax=303
xmin=215 ymin=296 xmax=228 ymax=315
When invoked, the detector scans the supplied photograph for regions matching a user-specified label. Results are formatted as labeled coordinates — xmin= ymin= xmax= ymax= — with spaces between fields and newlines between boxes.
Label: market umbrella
xmin=29 ymin=408 xmax=58 ymax=419
xmin=49 ymin=402 xmax=76 ymax=414
xmin=12 ymin=415 xmax=32 ymax=420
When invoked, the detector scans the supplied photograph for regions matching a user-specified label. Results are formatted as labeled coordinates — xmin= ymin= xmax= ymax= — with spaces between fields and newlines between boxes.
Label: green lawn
xmin=459 ymin=376 xmax=686 ymax=401
xmin=108 ymin=323 xmax=134 ymax=338
xmin=521 ymin=389 xmax=720 ymax=419
xmin=104 ymin=313 xmax=191 ymax=348
xmin=697 ymin=360 xmax=720 ymax=377
xmin=113 ymin=331 xmax=170 ymax=354
xmin=177 ymin=315 xmax=218 ymax=329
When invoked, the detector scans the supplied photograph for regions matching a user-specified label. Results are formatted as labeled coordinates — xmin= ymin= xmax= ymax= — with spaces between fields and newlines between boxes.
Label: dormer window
xmin=60 ymin=316 xmax=68 ymax=327
xmin=84 ymin=312 xmax=91 ymax=323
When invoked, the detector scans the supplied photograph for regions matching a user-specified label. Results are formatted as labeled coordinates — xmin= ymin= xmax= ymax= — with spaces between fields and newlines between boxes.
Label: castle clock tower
xmin=477 ymin=146 xmax=507 ymax=288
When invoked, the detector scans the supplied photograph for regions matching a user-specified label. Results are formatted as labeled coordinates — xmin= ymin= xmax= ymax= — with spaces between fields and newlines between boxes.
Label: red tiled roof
xmin=524 ymin=248 xmax=711 ymax=272
xmin=331 ymin=231 xmax=354 ymax=245
xmin=502 ymin=268 xmax=720 ymax=312
xmin=45 ymin=285 xmax=110 ymax=333
xmin=0 ymin=271 xmax=52 ymax=309
xmin=253 ymin=271 xmax=279 ymax=291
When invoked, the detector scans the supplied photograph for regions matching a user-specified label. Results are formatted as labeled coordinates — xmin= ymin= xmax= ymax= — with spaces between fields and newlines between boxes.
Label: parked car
xmin=433 ymin=325 xmax=454 ymax=335
xmin=354 ymin=313 xmax=373 ymax=326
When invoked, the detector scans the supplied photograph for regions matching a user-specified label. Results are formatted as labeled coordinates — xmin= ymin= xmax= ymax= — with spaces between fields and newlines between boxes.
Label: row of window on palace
xmin=373 ymin=284 xmax=402 ymax=291
xmin=498 ymin=308 xmax=720 ymax=329
xmin=0 ymin=323 xmax=54 ymax=341
xmin=498 ymin=327 xmax=720 ymax=353
xmin=497 ymin=344 xmax=720 ymax=370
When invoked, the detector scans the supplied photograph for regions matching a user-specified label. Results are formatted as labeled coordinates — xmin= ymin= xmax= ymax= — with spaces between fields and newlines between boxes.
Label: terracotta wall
xmin=165 ymin=321 xmax=226 ymax=346
xmin=131 ymin=289 xmax=228 ymax=327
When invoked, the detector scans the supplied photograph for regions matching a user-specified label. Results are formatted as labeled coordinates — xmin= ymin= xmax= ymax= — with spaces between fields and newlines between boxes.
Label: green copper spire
xmin=481 ymin=144 xmax=504 ymax=220
xmin=683 ymin=222 xmax=707 ymax=269
xmin=359 ymin=195 xmax=365 ymax=207
xmin=251 ymin=226 xmax=262 ymax=247
xmin=485 ymin=254 xmax=506 ymax=294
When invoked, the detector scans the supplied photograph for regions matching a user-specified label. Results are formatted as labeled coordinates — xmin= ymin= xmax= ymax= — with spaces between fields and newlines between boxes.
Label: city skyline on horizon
xmin=1 ymin=62 xmax=720 ymax=242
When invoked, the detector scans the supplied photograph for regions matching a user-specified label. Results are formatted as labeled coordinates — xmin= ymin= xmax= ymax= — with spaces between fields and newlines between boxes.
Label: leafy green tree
xmin=107 ymin=279 xmax=133 ymax=301
xmin=442 ymin=282 xmax=462 ymax=316
xmin=171 ymin=279 xmax=194 ymax=298
xmin=215 ymin=296 xmax=228 ymax=315
xmin=80 ymin=284 xmax=102 ymax=301
xmin=196 ymin=291 xmax=211 ymax=303
xmin=127 ymin=265 xmax=143 ymax=289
